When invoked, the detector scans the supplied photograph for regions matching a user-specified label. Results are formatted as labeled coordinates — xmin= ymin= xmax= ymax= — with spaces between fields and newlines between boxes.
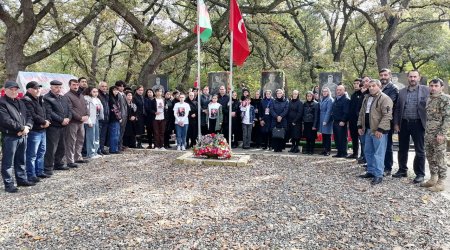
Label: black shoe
xmin=75 ymin=159 xmax=89 ymax=164
xmin=324 ymin=152 xmax=330 ymax=156
xmin=67 ymin=163 xmax=78 ymax=168
xmin=392 ymin=172 xmax=407 ymax=178
xmin=362 ymin=164 xmax=368 ymax=168
xmin=101 ymin=150 xmax=110 ymax=155
xmin=383 ymin=170 xmax=391 ymax=177
xmin=44 ymin=171 xmax=53 ymax=176
xmin=357 ymin=159 xmax=366 ymax=164
xmin=413 ymin=176 xmax=424 ymax=184
xmin=332 ymin=154 xmax=344 ymax=158
xmin=55 ymin=165 xmax=70 ymax=170
xmin=359 ymin=173 xmax=375 ymax=178
xmin=37 ymin=173 xmax=50 ymax=178
xmin=5 ymin=186 xmax=18 ymax=193
xmin=262 ymin=146 xmax=267 ymax=150
xmin=357 ymin=156 xmax=364 ymax=161
xmin=243 ymin=146 xmax=250 ymax=149
xmin=371 ymin=177 xmax=383 ymax=185
xmin=109 ymin=151 xmax=121 ymax=154
xmin=17 ymin=181 xmax=36 ymax=187
xmin=29 ymin=176 xmax=41 ymax=183
xmin=346 ymin=154 xmax=358 ymax=159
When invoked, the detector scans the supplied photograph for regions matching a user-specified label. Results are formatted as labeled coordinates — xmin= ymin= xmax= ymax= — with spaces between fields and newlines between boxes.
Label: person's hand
xmin=89 ymin=123 xmax=93 ymax=128
xmin=191 ymin=114 xmax=196 ymax=118
xmin=375 ymin=131 xmax=382 ymax=139
xmin=312 ymin=127 xmax=317 ymax=131
xmin=22 ymin=126 xmax=30 ymax=135
xmin=44 ymin=120 xmax=51 ymax=128
xmin=62 ymin=118 xmax=70 ymax=126
xmin=130 ymin=116 xmax=136 ymax=121
xmin=260 ymin=120 xmax=265 ymax=126
xmin=394 ymin=125 xmax=400 ymax=133
xmin=203 ymin=109 xmax=207 ymax=114
xmin=155 ymin=112 xmax=161 ymax=115
xmin=81 ymin=116 xmax=89 ymax=122
xmin=437 ymin=134 xmax=446 ymax=144
xmin=358 ymin=128 xmax=364 ymax=136
xmin=277 ymin=116 xmax=282 ymax=123
xmin=232 ymin=112 xmax=236 ymax=117
xmin=253 ymin=123 xmax=255 ymax=127
xmin=339 ymin=121 xmax=345 ymax=127
xmin=17 ymin=131 xmax=23 ymax=136
xmin=323 ymin=122 xmax=327 ymax=126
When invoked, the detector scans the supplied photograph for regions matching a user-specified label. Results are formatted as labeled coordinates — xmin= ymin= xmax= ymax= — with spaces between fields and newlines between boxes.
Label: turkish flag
xmin=229 ymin=0 xmax=250 ymax=66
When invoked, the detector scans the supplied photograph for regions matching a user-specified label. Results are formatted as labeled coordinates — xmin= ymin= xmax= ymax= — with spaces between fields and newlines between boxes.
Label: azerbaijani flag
xmin=194 ymin=0 xmax=212 ymax=42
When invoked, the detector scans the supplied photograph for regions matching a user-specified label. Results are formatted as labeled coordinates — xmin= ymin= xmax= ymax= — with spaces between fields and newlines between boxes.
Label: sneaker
xmin=160 ymin=147 xmax=167 ymax=151
xmin=181 ymin=146 xmax=186 ymax=151
xmin=177 ymin=146 xmax=181 ymax=151
xmin=91 ymin=155 xmax=102 ymax=159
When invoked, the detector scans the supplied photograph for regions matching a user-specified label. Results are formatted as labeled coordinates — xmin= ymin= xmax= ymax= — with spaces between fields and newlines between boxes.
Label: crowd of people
xmin=0 ymin=68 xmax=448 ymax=193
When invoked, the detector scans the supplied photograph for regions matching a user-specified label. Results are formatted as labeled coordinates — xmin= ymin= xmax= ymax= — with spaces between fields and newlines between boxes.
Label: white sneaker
xmin=160 ymin=147 xmax=167 ymax=151
xmin=177 ymin=146 xmax=181 ymax=151
xmin=92 ymin=155 xmax=102 ymax=159
xmin=181 ymin=146 xmax=186 ymax=151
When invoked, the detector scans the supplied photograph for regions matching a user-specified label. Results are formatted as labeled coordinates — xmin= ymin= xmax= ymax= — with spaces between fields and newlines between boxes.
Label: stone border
xmin=175 ymin=152 xmax=251 ymax=167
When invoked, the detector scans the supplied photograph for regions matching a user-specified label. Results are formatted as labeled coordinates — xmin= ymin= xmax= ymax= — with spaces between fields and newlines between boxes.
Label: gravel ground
xmin=1 ymin=149 xmax=450 ymax=249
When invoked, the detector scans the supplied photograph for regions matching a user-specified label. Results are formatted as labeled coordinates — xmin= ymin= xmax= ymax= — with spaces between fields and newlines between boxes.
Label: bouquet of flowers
xmin=193 ymin=133 xmax=232 ymax=159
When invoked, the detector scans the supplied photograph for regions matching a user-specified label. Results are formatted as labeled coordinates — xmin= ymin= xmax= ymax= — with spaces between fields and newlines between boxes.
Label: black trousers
xmin=333 ymin=122 xmax=348 ymax=156
xmin=272 ymin=137 xmax=285 ymax=152
xmin=44 ymin=126 xmax=66 ymax=172
xmin=398 ymin=120 xmax=425 ymax=177
xmin=322 ymin=134 xmax=332 ymax=153
xmin=252 ymin=122 xmax=261 ymax=147
xmin=146 ymin=121 xmax=154 ymax=148
xmin=384 ymin=129 xmax=394 ymax=171
xmin=187 ymin=122 xmax=198 ymax=147
xmin=349 ymin=119 xmax=359 ymax=156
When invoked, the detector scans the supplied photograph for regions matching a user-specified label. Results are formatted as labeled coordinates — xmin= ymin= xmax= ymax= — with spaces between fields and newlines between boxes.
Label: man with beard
xmin=379 ymin=68 xmax=399 ymax=176
xmin=393 ymin=70 xmax=429 ymax=183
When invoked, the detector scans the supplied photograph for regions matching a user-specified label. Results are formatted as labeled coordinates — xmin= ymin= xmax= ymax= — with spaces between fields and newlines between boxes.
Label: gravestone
xmin=260 ymin=71 xmax=285 ymax=97
xmin=208 ymin=72 xmax=229 ymax=96
xmin=147 ymin=74 xmax=169 ymax=93
xmin=319 ymin=72 xmax=342 ymax=98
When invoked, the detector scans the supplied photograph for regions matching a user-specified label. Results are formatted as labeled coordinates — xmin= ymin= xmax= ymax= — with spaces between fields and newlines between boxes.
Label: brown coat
xmin=357 ymin=91 xmax=393 ymax=133
xmin=65 ymin=90 xmax=88 ymax=123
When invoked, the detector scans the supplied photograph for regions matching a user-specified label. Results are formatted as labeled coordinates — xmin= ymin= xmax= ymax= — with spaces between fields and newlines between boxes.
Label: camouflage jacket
xmin=426 ymin=92 xmax=450 ymax=136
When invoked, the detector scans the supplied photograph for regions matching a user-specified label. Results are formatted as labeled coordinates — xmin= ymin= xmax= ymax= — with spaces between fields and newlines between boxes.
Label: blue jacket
xmin=319 ymin=96 xmax=334 ymax=134
xmin=331 ymin=95 xmax=350 ymax=123
xmin=270 ymin=97 xmax=289 ymax=129
xmin=260 ymin=97 xmax=273 ymax=133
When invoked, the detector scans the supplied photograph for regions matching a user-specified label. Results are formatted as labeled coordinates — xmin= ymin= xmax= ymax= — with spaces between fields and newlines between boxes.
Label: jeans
xmin=85 ymin=122 xmax=100 ymax=158
xmin=242 ymin=123 xmax=253 ymax=148
xmin=175 ymin=124 xmax=189 ymax=147
xmin=364 ymin=130 xmax=388 ymax=178
xmin=359 ymin=133 xmax=366 ymax=160
xmin=322 ymin=134 xmax=332 ymax=152
xmin=98 ymin=120 xmax=108 ymax=152
xmin=1 ymin=135 xmax=28 ymax=187
xmin=398 ymin=120 xmax=425 ymax=177
xmin=26 ymin=130 xmax=46 ymax=178
xmin=109 ymin=121 xmax=121 ymax=153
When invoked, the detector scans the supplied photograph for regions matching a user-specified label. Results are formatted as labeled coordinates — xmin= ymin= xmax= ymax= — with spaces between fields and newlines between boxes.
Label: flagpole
xmin=228 ymin=35 xmax=233 ymax=147
xmin=196 ymin=0 xmax=202 ymax=142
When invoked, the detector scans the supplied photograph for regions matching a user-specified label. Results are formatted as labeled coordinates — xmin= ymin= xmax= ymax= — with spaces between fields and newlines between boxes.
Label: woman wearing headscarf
xmin=260 ymin=90 xmax=273 ymax=150
xmin=287 ymin=90 xmax=304 ymax=153
xmin=133 ymin=85 xmax=146 ymax=148
xmin=302 ymin=91 xmax=320 ymax=154
xmin=186 ymin=91 xmax=198 ymax=149
xmin=270 ymin=89 xmax=289 ymax=152
xmin=144 ymin=89 xmax=155 ymax=148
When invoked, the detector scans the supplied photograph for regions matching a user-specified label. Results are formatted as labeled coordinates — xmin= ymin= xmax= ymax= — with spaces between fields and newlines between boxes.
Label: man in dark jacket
xmin=200 ymin=86 xmax=211 ymax=135
xmin=115 ymin=81 xmax=128 ymax=150
xmin=347 ymin=79 xmax=364 ymax=159
xmin=0 ymin=81 xmax=35 ymax=193
xmin=23 ymin=81 xmax=51 ymax=182
xmin=331 ymin=85 xmax=350 ymax=158
xmin=44 ymin=80 xmax=72 ymax=175
xmin=218 ymin=85 xmax=230 ymax=139
xmin=379 ymin=68 xmax=399 ymax=176
xmin=98 ymin=81 xmax=110 ymax=155
xmin=64 ymin=79 xmax=89 ymax=168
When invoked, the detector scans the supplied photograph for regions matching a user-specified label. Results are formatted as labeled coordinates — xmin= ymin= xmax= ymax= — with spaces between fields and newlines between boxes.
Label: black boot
xmin=136 ymin=137 xmax=144 ymax=149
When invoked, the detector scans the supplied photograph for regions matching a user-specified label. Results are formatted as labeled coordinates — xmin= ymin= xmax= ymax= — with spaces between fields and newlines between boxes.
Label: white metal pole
xmin=228 ymin=31 xmax=233 ymax=146
xmin=197 ymin=0 xmax=202 ymax=142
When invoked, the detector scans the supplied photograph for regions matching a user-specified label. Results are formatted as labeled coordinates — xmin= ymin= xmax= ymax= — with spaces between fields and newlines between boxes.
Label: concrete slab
xmin=175 ymin=152 xmax=251 ymax=167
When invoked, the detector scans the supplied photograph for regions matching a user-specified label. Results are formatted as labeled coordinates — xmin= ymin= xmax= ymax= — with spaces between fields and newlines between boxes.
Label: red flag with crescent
xmin=229 ymin=0 xmax=249 ymax=66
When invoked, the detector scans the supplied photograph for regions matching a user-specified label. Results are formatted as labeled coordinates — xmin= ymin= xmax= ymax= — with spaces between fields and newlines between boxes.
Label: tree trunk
xmin=376 ymin=43 xmax=391 ymax=70
xmin=180 ymin=47 xmax=194 ymax=86
xmin=4 ymin=28 xmax=26 ymax=81
xmin=138 ymin=46 xmax=163 ymax=86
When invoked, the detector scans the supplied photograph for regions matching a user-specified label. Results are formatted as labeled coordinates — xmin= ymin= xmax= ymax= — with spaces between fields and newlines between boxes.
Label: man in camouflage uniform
xmin=421 ymin=79 xmax=450 ymax=192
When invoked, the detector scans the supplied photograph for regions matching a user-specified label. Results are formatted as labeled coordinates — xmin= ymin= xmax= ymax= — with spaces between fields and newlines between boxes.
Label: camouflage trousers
xmin=425 ymin=135 xmax=447 ymax=179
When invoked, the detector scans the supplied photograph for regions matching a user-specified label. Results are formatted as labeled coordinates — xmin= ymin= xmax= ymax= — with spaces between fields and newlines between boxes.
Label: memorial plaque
xmin=147 ymin=74 xmax=169 ymax=93
xmin=319 ymin=72 xmax=342 ymax=98
xmin=208 ymin=72 xmax=229 ymax=96
xmin=260 ymin=71 xmax=285 ymax=97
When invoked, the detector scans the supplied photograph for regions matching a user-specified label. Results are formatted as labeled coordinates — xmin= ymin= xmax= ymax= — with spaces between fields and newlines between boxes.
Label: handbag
xmin=272 ymin=126 xmax=285 ymax=139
